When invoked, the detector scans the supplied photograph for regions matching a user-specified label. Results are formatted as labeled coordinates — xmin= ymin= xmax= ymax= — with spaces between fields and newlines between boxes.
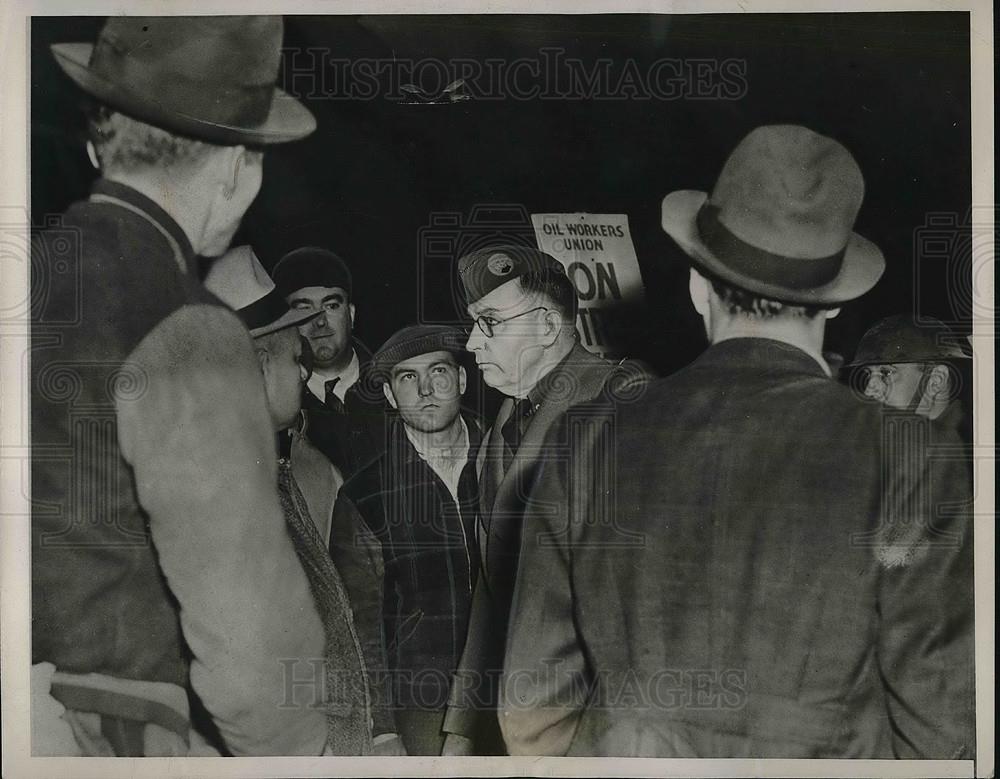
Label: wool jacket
xmin=278 ymin=460 xmax=373 ymax=754
xmin=31 ymin=179 xmax=328 ymax=756
xmin=330 ymin=412 xmax=482 ymax=735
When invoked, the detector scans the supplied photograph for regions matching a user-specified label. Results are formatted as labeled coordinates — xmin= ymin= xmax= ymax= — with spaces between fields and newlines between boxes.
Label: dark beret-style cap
xmin=370 ymin=325 xmax=466 ymax=383
xmin=272 ymin=246 xmax=353 ymax=299
xmin=457 ymin=244 xmax=567 ymax=304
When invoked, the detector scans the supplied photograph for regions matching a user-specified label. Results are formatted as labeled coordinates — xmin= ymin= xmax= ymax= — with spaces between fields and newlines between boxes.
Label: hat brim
xmin=52 ymin=42 xmax=316 ymax=145
xmin=661 ymin=190 xmax=886 ymax=306
xmin=845 ymin=353 xmax=972 ymax=369
xmin=250 ymin=308 xmax=319 ymax=338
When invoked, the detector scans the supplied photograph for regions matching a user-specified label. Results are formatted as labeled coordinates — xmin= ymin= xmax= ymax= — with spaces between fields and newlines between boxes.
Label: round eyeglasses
xmin=471 ymin=307 xmax=550 ymax=338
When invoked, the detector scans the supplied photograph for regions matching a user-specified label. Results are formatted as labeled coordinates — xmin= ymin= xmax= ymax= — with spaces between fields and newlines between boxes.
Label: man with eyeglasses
xmin=273 ymin=246 xmax=387 ymax=479
xmin=441 ymin=245 xmax=650 ymax=755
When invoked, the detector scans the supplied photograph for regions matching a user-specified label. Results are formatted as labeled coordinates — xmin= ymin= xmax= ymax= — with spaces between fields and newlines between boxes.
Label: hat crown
xmin=93 ymin=16 xmax=283 ymax=93
xmin=272 ymin=246 xmax=353 ymax=299
xmin=458 ymin=244 xmax=566 ymax=304
xmin=371 ymin=325 xmax=467 ymax=381
xmin=204 ymin=245 xmax=274 ymax=310
xmin=711 ymin=125 xmax=864 ymax=260
xmin=851 ymin=314 xmax=971 ymax=365
xmin=51 ymin=15 xmax=315 ymax=144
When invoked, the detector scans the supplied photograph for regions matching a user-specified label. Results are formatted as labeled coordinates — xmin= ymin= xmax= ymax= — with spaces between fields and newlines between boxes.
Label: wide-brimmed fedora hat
xmin=204 ymin=245 xmax=319 ymax=337
xmin=51 ymin=15 xmax=315 ymax=145
xmin=661 ymin=125 xmax=885 ymax=306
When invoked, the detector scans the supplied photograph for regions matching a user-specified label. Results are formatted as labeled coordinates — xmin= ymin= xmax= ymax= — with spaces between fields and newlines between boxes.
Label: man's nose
xmin=864 ymin=376 xmax=885 ymax=399
xmin=418 ymin=375 xmax=434 ymax=397
xmin=465 ymin=326 xmax=483 ymax=352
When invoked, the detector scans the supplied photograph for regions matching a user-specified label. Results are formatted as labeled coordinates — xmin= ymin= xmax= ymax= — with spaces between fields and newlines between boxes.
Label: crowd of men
xmin=30 ymin=15 xmax=975 ymax=759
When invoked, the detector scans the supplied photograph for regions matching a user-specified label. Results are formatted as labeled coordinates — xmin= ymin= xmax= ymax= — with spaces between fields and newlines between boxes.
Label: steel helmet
xmin=847 ymin=315 xmax=972 ymax=367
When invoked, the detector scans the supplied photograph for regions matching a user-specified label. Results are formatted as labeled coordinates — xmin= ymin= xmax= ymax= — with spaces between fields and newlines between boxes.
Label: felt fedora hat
xmin=205 ymin=245 xmax=319 ymax=337
xmin=51 ymin=15 xmax=315 ymax=145
xmin=661 ymin=125 xmax=885 ymax=306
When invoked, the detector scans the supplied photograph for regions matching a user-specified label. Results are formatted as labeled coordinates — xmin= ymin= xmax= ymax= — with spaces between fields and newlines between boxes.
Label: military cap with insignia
xmin=457 ymin=244 xmax=567 ymax=304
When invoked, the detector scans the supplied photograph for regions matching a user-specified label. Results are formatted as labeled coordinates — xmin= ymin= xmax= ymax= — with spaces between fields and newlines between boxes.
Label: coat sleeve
xmin=328 ymin=492 xmax=396 ymax=737
xmin=442 ymin=571 xmax=496 ymax=739
xmin=499 ymin=413 xmax=593 ymax=756
xmin=875 ymin=421 xmax=975 ymax=759
xmin=116 ymin=304 xmax=328 ymax=756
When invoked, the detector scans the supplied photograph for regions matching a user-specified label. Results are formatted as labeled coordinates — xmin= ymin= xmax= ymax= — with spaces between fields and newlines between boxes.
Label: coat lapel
xmin=482 ymin=345 xmax=616 ymax=583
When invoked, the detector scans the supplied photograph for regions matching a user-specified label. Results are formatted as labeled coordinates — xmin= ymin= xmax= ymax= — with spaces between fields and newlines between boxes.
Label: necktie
xmin=324 ymin=378 xmax=346 ymax=414
xmin=500 ymin=397 xmax=534 ymax=473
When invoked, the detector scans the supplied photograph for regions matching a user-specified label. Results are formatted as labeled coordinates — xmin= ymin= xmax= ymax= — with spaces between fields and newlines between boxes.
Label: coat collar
xmin=525 ymin=341 xmax=609 ymax=408
xmin=89 ymin=178 xmax=196 ymax=275
xmin=696 ymin=337 xmax=831 ymax=379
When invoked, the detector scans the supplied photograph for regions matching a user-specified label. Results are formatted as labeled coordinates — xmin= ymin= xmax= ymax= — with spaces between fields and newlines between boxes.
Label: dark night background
xmin=31 ymin=13 xmax=973 ymax=386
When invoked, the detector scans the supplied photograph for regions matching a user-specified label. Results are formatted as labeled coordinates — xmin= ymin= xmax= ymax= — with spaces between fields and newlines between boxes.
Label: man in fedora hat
xmin=331 ymin=325 xmax=483 ymax=755
xmin=31 ymin=16 xmax=330 ymax=756
xmin=500 ymin=126 xmax=973 ymax=758
xmin=272 ymin=247 xmax=388 ymax=480
xmin=441 ymin=245 xmax=650 ymax=755
xmin=205 ymin=246 xmax=377 ymax=755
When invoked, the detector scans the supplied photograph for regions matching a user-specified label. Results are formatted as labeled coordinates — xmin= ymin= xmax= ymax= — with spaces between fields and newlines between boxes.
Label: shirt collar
xmin=306 ymin=349 xmax=360 ymax=402
xmin=89 ymin=179 xmax=196 ymax=274
xmin=404 ymin=415 xmax=470 ymax=465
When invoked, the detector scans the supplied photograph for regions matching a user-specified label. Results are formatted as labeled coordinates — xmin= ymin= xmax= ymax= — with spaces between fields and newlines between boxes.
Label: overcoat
xmin=500 ymin=338 xmax=974 ymax=758
xmin=443 ymin=342 xmax=650 ymax=750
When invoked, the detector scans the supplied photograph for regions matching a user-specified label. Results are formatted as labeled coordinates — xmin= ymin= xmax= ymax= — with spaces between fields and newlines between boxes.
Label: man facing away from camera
xmin=331 ymin=325 xmax=482 ymax=755
xmin=31 ymin=16 xmax=330 ymax=756
xmin=272 ymin=246 xmax=388 ymax=479
xmin=500 ymin=126 xmax=974 ymax=758
xmin=441 ymin=246 xmax=650 ymax=755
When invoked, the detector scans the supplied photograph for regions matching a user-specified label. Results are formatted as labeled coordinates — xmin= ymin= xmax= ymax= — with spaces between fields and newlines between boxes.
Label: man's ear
xmin=216 ymin=144 xmax=245 ymax=198
xmin=85 ymin=140 xmax=100 ymax=170
xmin=349 ymin=303 xmax=356 ymax=328
xmin=382 ymin=382 xmax=397 ymax=409
xmin=254 ymin=346 xmax=270 ymax=374
xmin=824 ymin=307 xmax=842 ymax=320
xmin=926 ymin=363 xmax=952 ymax=398
xmin=541 ymin=309 xmax=563 ymax=347
xmin=688 ymin=268 xmax=711 ymax=318
xmin=458 ymin=365 xmax=467 ymax=396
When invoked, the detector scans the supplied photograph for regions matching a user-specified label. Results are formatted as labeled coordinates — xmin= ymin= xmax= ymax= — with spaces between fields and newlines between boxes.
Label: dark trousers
xmin=396 ymin=709 xmax=446 ymax=756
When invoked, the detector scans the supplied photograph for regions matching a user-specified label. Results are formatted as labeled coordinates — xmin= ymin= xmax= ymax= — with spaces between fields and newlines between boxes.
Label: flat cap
xmin=458 ymin=244 xmax=566 ymax=304
xmin=370 ymin=325 xmax=466 ymax=382
xmin=272 ymin=246 xmax=353 ymax=299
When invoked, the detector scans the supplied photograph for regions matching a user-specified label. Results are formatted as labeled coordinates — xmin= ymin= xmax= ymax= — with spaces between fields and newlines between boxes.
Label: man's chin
xmin=400 ymin=414 xmax=459 ymax=434
xmin=311 ymin=344 xmax=347 ymax=366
